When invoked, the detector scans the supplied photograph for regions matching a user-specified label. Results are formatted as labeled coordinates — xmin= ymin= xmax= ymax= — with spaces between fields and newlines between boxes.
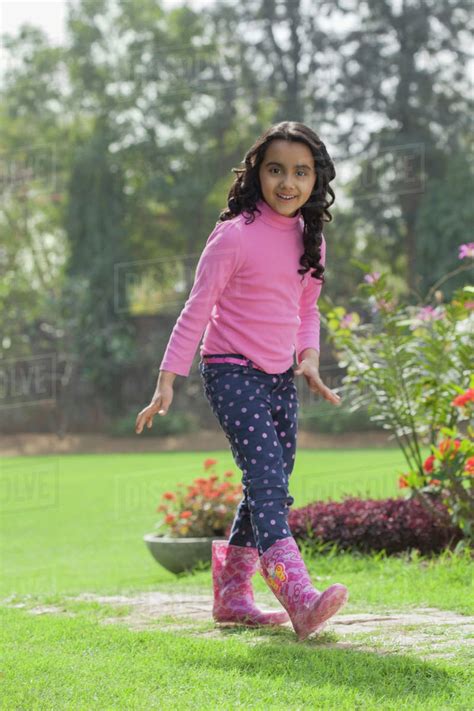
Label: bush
xmin=289 ymin=495 xmax=463 ymax=556
xmin=108 ymin=410 xmax=200 ymax=437
xmin=299 ymin=400 xmax=383 ymax=434
xmin=322 ymin=265 xmax=474 ymax=539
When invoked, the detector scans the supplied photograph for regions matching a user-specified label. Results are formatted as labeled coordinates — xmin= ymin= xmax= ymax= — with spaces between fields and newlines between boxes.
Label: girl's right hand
xmin=135 ymin=382 xmax=174 ymax=434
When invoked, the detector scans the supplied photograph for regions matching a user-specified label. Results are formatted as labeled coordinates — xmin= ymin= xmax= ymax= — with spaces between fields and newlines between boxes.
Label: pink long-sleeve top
xmin=159 ymin=198 xmax=326 ymax=377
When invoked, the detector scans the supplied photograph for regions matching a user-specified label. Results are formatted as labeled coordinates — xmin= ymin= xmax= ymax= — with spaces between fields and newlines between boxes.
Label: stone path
xmin=6 ymin=591 xmax=473 ymax=660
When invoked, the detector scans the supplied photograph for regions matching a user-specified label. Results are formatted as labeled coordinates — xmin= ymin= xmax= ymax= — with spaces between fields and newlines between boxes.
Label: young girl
xmin=136 ymin=121 xmax=349 ymax=640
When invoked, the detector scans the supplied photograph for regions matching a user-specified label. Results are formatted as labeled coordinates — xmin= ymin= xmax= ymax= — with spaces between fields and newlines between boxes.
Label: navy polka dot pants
xmin=199 ymin=354 xmax=299 ymax=555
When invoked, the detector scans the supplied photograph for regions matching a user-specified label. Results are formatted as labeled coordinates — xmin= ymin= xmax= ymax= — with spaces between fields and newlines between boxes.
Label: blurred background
xmin=0 ymin=0 xmax=472 ymax=453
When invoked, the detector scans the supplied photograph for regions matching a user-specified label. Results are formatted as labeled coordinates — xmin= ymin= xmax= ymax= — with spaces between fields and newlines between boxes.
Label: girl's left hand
xmin=294 ymin=360 xmax=342 ymax=406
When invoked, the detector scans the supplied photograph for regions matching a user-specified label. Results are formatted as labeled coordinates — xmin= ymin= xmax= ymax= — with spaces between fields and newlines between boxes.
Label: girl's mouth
xmin=276 ymin=194 xmax=297 ymax=202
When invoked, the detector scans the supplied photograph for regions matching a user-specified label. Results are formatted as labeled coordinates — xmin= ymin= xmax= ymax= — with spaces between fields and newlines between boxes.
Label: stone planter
xmin=144 ymin=533 xmax=227 ymax=574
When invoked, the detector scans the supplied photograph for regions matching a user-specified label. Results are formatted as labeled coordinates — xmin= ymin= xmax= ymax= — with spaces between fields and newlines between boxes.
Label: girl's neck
xmin=255 ymin=198 xmax=302 ymax=231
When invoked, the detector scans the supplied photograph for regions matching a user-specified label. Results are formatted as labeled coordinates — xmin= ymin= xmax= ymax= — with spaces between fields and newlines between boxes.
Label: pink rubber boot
xmin=259 ymin=536 xmax=349 ymax=640
xmin=212 ymin=540 xmax=290 ymax=626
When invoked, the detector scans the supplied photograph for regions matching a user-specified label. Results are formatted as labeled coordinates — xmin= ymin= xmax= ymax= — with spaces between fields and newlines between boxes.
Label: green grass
xmin=0 ymin=448 xmax=409 ymax=597
xmin=1 ymin=606 xmax=472 ymax=710
xmin=1 ymin=450 xmax=473 ymax=710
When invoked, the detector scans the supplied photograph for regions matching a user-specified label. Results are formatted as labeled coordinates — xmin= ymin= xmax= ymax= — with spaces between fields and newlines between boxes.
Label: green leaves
xmin=324 ymin=269 xmax=474 ymax=539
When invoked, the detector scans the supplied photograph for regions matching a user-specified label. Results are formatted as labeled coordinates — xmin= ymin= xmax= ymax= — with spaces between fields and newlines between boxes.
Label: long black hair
xmin=218 ymin=121 xmax=336 ymax=285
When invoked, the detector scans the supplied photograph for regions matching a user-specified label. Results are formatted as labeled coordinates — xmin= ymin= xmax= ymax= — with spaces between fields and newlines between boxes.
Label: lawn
xmin=1 ymin=449 xmax=472 ymax=710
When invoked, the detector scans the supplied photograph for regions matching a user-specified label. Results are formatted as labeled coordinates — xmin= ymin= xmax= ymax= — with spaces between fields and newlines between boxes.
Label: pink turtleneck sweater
xmin=159 ymin=198 xmax=326 ymax=377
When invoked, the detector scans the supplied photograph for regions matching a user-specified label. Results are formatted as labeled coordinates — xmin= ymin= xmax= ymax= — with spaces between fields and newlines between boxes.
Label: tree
xmin=330 ymin=0 xmax=472 ymax=291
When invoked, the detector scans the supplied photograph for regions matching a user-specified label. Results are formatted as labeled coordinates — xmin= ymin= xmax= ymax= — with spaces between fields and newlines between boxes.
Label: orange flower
xmin=165 ymin=514 xmax=176 ymax=524
xmin=429 ymin=478 xmax=442 ymax=486
xmin=193 ymin=478 xmax=208 ymax=485
xmin=156 ymin=504 xmax=168 ymax=512
xmin=162 ymin=492 xmax=176 ymax=500
xmin=438 ymin=438 xmax=461 ymax=458
xmin=464 ymin=457 xmax=474 ymax=475
xmin=398 ymin=475 xmax=409 ymax=488
xmin=180 ymin=511 xmax=193 ymax=519
xmin=225 ymin=494 xmax=237 ymax=503
xmin=203 ymin=458 xmax=218 ymax=470
xmin=224 ymin=471 xmax=234 ymax=478
xmin=451 ymin=388 xmax=474 ymax=407
xmin=423 ymin=455 xmax=436 ymax=473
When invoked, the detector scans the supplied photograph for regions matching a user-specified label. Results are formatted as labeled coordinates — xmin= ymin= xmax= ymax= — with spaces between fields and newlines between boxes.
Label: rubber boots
xmin=212 ymin=540 xmax=290 ymax=626
xmin=259 ymin=536 xmax=349 ymax=640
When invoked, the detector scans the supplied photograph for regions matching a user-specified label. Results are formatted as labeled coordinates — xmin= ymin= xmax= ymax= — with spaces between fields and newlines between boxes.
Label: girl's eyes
xmin=269 ymin=167 xmax=307 ymax=177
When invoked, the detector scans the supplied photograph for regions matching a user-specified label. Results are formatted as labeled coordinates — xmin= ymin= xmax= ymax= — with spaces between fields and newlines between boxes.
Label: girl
xmin=136 ymin=121 xmax=349 ymax=641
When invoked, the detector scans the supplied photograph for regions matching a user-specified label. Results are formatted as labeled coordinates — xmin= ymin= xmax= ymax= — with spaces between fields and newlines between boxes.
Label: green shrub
xmin=299 ymin=400 xmax=383 ymax=434
xmin=108 ymin=410 xmax=200 ymax=437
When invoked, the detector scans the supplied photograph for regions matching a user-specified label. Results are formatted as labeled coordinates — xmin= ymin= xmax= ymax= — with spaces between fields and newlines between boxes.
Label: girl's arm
xmin=136 ymin=222 xmax=242 ymax=433
xmin=159 ymin=220 xmax=243 ymax=377
xmin=295 ymin=234 xmax=326 ymax=366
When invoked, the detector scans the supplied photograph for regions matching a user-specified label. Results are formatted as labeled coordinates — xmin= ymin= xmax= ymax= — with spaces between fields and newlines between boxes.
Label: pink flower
xmin=417 ymin=305 xmax=444 ymax=322
xmin=340 ymin=313 xmax=355 ymax=328
xmin=458 ymin=242 xmax=474 ymax=260
xmin=364 ymin=272 xmax=381 ymax=284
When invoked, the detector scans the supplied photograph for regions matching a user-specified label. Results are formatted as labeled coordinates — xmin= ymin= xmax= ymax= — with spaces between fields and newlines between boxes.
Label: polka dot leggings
xmin=199 ymin=355 xmax=299 ymax=555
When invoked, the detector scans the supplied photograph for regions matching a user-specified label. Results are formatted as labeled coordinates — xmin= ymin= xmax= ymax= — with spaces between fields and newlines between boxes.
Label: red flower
xmin=203 ymin=458 xmax=218 ymax=470
xmin=465 ymin=457 xmax=474 ymax=475
xmin=165 ymin=514 xmax=176 ymax=524
xmin=438 ymin=438 xmax=461 ymax=458
xmin=451 ymin=388 xmax=474 ymax=407
xmin=429 ymin=478 xmax=442 ymax=486
xmin=180 ymin=511 xmax=193 ymax=519
xmin=162 ymin=492 xmax=176 ymax=500
xmin=224 ymin=471 xmax=234 ymax=478
xmin=423 ymin=455 xmax=436 ymax=473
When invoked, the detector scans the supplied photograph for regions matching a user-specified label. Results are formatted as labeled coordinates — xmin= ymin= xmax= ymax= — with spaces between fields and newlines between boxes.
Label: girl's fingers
xmin=312 ymin=382 xmax=341 ymax=404
xmin=136 ymin=396 xmax=166 ymax=434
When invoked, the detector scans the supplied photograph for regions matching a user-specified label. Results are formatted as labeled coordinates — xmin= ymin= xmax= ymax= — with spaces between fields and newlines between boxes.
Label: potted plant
xmin=144 ymin=458 xmax=243 ymax=574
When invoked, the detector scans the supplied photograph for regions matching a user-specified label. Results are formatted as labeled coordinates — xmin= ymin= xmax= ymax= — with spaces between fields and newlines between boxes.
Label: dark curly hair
xmin=217 ymin=121 xmax=336 ymax=285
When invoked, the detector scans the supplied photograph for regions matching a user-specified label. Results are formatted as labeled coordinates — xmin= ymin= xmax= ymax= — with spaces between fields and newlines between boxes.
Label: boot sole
xmin=295 ymin=585 xmax=349 ymax=640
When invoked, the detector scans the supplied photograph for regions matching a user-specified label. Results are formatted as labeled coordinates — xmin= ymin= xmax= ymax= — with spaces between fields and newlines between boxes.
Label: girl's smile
xmin=259 ymin=139 xmax=317 ymax=217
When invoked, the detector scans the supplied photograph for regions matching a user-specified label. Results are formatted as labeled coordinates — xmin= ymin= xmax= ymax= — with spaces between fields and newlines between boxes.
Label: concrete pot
xmin=144 ymin=533 xmax=227 ymax=574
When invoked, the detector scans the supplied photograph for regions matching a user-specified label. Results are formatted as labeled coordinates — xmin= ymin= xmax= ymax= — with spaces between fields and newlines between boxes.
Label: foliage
xmin=398 ymin=392 xmax=474 ymax=538
xmin=108 ymin=409 xmax=199 ymax=437
xmin=289 ymin=495 xmax=463 ymax=556
xmin=299 ymin=399 xmax=383 ymax=434
xmin=154 ymin=458 xmax=242 ymax=538
xmin=415 ymin=151 xmax=474 ymax=298
xmin=322 ymin=246 xmax=474 ymax=538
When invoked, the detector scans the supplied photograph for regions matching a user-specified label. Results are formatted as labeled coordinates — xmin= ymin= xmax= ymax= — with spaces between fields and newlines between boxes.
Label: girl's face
xmin=258 ymin=139 xmax=317 ymax=217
